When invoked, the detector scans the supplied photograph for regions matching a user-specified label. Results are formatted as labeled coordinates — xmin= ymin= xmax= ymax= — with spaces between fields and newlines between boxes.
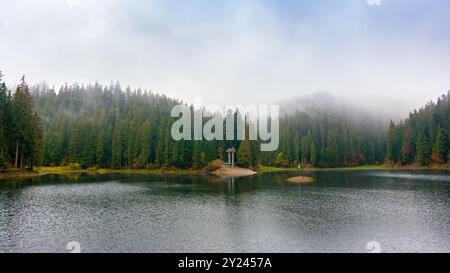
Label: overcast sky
xmin=1 ymin=0 xmax=449 ymax=113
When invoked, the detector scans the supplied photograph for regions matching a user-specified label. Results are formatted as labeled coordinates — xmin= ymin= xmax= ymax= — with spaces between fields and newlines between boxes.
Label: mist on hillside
xmin=1 ymin=0 xmax=449 ymax=117
xmin=279 ymin=92 xmax=421 ymax=124
xmin=25 ymin=81 xmax=434 ymax=125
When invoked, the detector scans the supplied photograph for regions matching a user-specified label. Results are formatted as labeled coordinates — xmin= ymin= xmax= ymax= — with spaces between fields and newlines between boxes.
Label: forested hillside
xmin=387 ymin=92 xmax=450 ymax=166
xmin=31 ymin=82 xmax=386 ymax=169
xmin=261 ymin=110 xmax=386 ymax=168
xmin=1 ymin=72 xmax=387 ymax=170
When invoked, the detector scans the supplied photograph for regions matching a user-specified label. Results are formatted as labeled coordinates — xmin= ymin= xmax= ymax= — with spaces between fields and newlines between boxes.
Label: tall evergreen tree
xmin=237 ymin=140 xmax=252 ymax=168
xmin=415 ymin=130 xmax=429 ymax=165
xmin=325 ymin=130 xmax=339 ymax=167
xmin=193 ymin=141 xmax=206 ymax=169
xmin=12 ymin=76 xmax=39 ymax=169
xmin=310 ymin=141 xmax=318 ymax=167
xmin=432 ymin=126 xmax=447 ymax=164
xmin=111 ymin=119 xmax=123 ymax=168
xmin=0 ymin=71 xmax=9 ymax=166
xmin=386 ymin=121 xmax=395 ymax=164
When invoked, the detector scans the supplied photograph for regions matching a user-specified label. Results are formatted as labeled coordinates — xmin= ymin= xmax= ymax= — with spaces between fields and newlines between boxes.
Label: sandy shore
xmin=287 ymin=176 xmax=314 ymax=183
xmin=213 ymin=166 xmax=257 ymax=178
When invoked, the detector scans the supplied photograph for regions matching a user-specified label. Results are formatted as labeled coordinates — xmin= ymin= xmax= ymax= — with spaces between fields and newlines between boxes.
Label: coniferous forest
xmin=1 ymin=71 xmax=449 ymax=171
xmin=386 ymin=92 xmax=450 ymax=166
xmin=0 ymin=72 xmax=42 ymax=170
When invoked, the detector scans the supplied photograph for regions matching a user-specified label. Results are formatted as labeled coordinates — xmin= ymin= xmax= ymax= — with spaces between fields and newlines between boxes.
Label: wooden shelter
xmin=226 ymin=147 xmax=236 ymax=168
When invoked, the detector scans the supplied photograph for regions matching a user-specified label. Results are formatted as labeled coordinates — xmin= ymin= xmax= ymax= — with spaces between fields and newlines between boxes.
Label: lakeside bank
xmin=2 ymin=164 xmax=449 ymax=181
xmin=0 ymin=169 xmax=46 ymax=181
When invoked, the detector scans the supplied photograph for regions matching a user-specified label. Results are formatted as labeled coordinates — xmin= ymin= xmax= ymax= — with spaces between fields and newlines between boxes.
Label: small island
xmin=208 ymin=153 xmax=257 ymax=178
xmin=287 ymin=176 xmax=314 ymax=183
xmin=213 ymin=166 xmax=257 ymax=178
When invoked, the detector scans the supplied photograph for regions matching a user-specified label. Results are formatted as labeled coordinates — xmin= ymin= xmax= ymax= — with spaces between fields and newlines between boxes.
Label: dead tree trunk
xmin=30 ymin=157 xmax=34 ymax=171
xmin=15 ymin=140 xmax=19 ymax=167
xmin=20 ymin=147 xmax=24 ymax=169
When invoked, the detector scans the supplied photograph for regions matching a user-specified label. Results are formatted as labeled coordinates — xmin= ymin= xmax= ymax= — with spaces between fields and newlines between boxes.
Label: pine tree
xmin=96 ymin=130 xmax=105 ymax=167
xmin=401 ymin=125 xmax=414 ymax=164
xmin=386 ymin=121 xmax=395 ymax=164
xmin=294 ymin=132 xmax=301 ymax=164
xmin=155 ymin=117 xmax=165 ymax=166
xmin=68 ymin=122 xmax=81 ymax=163
xmin=205 ymin=141 xmax=217 ymax=162
xmin=137 ymin=119 xmax=152 ymax=168
xmin=0 ymin=71 xmax=7 ymax=166
xmin=237 ymin=140 xmax=252 ymax=168
xmin=170 ymin=140 xmax=180 ymax=167
xmin=11 ymin=76 xmax=35 ymax=169
xmin=80 ymin=121 xmax=96 ymax=168
xmin=163 ymin=122 xmax=171 ymax=166
xmin=111 ymin=119 xmax=123 ymax=168
xmin=326 ymin=130 xmax=339 ymax=167
xmin=415 ymin=130 xmax=429 ymax=165
xmin=126 ymin=122 xmax=139 ymax=168
xmin=44 ymin=127 xmax=59 ymax=165
xmin=310 ymin=141 xmax=317 ymax=166
xmin=193 ymin=141 xmax=206 ymax=169
xmin=30 ymin=112 xmax=43 ymax=170
xmin=179 ymin=140 xmax=193 ymax=168
xmin=432 ymin=126 xmax=447 ymax=164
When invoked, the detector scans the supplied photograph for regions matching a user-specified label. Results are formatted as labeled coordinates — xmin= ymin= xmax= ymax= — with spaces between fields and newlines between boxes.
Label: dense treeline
xmin=260 ymin=110 xmax=386 ymax=168
xmin=0 ymin=71 xmax=43 ymax=169
xmin=32 ymin=82 xmax=252 ymax=169
xmin=387 ymin=92 xmax=450 ymax=166
xmin=1 ymin=70 xmax=388 ymax=170
xmin=30 ymin=81 xmax=386 ymax=169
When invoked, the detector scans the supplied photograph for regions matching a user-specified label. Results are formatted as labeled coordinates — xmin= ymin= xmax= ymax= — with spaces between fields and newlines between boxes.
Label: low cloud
xmin=65 ymin=0 xmax=81 ymax=7
xmin=0 ymin=0 xmax=449 ymax=115
xmin=366 ymin=0 xmax=382 ymax=6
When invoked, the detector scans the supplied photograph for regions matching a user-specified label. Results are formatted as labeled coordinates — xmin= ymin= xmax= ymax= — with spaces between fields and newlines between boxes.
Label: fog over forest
xmin=1 ymin=0 xmax=449 ymax=115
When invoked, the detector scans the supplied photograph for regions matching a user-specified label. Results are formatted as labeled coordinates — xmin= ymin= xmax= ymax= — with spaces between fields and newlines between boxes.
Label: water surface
xmin=0 ymin=170 xmax=449 ymax=253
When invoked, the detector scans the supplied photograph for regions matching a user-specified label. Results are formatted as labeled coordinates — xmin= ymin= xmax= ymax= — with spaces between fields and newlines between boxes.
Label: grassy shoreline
xmin=35 ymin=164 xmax=396 ymax=176
xmin=0 ymin=169 xmax=45 ymax=181
xmin=36 ymin=166 xmax=202 ymax=175
xmin=258 ymin=165 xmax=388 ymax=173
xmin=259 ymin=164 xmax=450 ymax=173
xmin=2 ymin=164 xmax=449 ymax=181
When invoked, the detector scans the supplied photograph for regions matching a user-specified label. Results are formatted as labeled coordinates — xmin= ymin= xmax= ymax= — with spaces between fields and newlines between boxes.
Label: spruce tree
xmin=432 ymin=126 xmax=447 ymax=164
xmin=96 ymin=130 xmax=105 ymax=167
xmin=401 ymin=125 xmax=414 ymax=164
xmin=111 ymin=119 xmax=123 ymax=168
xmin=386 ymin=121 xmax=396 ymax=164
xmin=193 ymin=141 xmax=206 ymax=169
xmin=310 ymin=141 xmax=317 ymax=167
xmin=0 ymin=71 xmax=7 ymax=166
xmin=237 ymin=140 xmax=252 ymax=168
xmin=30 ymin=112 xmax=43 ymax=169
xmin=11 ymin=76 xmax=35 ymax=168
xmin=415 ymin=131 xmax=428 ymax=165
xmin=326 ymin=130 xmax=339 ymax=167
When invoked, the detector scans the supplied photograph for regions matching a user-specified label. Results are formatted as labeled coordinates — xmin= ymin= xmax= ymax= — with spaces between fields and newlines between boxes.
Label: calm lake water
xmin=0 ymin=170 xmax=449 ymax=253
